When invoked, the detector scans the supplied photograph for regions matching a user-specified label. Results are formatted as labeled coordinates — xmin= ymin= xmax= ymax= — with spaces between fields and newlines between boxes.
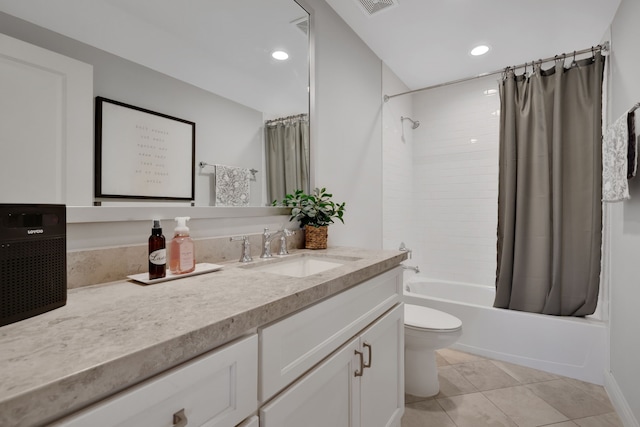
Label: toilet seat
xmin=404 ymin=304 xmax=462 ymax=332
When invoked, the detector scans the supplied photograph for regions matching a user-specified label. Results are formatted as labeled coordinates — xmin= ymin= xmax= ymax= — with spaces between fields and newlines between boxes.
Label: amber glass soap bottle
xmin=148 ymin=219 xmax=166 ymax=280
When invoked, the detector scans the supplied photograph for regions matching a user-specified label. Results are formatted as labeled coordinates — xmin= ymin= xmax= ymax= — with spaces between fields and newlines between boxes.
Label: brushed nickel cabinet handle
xmin=354 ymin=349 xmax=364 ymax=377
xmin=173 ymin=408 xmax=188 ymax=427
xmin=363 ymin=342 xmax=372 ymax=369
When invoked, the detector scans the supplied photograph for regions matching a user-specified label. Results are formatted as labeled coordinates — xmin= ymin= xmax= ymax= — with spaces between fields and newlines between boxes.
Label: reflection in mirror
xmin=265 ymin=113 xmax=310 ymax=204
xmin=0 ymin=0 xmax=310 ymax=209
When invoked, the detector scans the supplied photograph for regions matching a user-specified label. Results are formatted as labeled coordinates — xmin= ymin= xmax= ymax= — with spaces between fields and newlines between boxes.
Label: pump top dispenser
xmin=169 ymin=216 xmax=195 ymax=274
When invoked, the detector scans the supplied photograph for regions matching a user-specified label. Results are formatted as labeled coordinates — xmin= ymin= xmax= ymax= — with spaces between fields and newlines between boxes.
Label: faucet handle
xmin=230 ymin=235 xmax=253 ymax=262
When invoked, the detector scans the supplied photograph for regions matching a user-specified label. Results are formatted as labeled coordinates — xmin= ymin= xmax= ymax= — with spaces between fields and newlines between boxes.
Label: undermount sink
xmin=244 ymin=255 xmax=349 ymax=277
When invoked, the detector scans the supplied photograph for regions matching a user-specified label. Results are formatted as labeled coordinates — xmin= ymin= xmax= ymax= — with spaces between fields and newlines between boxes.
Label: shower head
xmin=401 ymin=116 xmax=420 ymax=129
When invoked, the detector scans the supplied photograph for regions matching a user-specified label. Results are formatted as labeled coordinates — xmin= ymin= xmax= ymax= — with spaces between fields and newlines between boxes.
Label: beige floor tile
xmin=402 ymin=399 xmax=456 ymax=427
xmin=562 ymin=377 xmax=614 ymax=406
xmin=436 ymin=351 xmax=450 ymax=367
xmin=437 ymin=348 xmax=485 ymax=365
xmin=526 ymin=379 xmax=614 ymax=419
xmin=483 ymin=385 xmax=569 ymax=427
xmin=437 ymin=392 xmax=518 ymax=427
xmin=405 ymin=393 xmax=434 ymax=404
xmin=543 ymin=422 xmax=579 ymax=427
xmin=453 ymin=360 xmax=521 ymax=391
xmin=490 ymin=359 xmax=561 ymax=384
xmin=573 ymin=412 xmax=624 ymax=427
xmin=435 ymin=365 xmax=478 ymax=397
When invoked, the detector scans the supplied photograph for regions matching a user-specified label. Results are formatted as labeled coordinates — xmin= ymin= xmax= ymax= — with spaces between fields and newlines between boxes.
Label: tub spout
xmin=403 ymin=264 xmax=420 ymax=273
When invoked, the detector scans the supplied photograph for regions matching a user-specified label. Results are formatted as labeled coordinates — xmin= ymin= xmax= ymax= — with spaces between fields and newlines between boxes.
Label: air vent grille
xmin=356 ymin=0 xmax=398 ymax=16
xmin=291 ymin=16 xmax=309 ymax=36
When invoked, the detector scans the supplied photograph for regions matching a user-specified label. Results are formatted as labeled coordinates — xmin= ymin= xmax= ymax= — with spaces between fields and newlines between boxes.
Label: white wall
xmin=382 ymin=65 xmax=414 ymax=257
xmin=307 ymin=0 xmax=384 ymax=249
xmin=382 ymin=72 xmax=500 ymax=285
xmin=606 ymin=0 xmax=640 ymax=423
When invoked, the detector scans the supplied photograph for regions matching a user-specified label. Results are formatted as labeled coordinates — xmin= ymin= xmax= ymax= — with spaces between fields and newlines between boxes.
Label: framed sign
xmin=95 ymin=97 xmax=195 ymax=201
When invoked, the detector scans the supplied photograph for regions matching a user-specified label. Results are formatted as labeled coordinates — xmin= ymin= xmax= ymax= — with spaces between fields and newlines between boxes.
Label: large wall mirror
xmin=0 ymin=0 xmax=310 ymax=218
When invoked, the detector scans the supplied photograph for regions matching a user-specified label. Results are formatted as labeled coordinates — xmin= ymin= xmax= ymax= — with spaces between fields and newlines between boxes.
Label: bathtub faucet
xmin=402 ymin=264 xmax=420 ymax=273
xmin=399 ymin=242 xmax=412 ymax=259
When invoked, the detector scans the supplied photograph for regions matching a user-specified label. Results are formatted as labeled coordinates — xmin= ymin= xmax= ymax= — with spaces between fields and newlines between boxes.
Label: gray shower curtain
xmin=494 ymin=53 xmax=604 ymax=316
xmin=265 ymin=116 xmax=310 ymax=204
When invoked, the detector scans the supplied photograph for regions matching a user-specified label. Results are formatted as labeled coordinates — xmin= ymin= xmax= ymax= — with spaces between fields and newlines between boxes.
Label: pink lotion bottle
xmin=169 ymin=216 xmax=195 ymax=274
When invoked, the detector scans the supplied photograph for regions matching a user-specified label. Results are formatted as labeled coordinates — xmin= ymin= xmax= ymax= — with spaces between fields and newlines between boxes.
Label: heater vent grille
xmin=356 ymin=0 xmax=398 ymax=16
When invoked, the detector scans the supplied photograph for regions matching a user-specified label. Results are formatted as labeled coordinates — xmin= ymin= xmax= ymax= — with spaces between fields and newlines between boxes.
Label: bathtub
xmin=403 ymin=277 xmax=607 ymax=385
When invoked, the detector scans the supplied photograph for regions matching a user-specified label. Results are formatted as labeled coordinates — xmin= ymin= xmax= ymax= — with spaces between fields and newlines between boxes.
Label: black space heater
xmin=0 ymin=204 xmax=67 ymax=327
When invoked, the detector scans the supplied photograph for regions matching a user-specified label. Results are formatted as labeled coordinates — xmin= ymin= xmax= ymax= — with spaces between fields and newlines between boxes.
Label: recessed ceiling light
xmin=272 ymin=50 xmax=289 ymax=60
xmin=470 ymin=138 xmax=478 ymax=144
xmin=470 ymin=45 xmax=490 ymax=56
xmin=483 ymin=89 xmax=498 ymax=96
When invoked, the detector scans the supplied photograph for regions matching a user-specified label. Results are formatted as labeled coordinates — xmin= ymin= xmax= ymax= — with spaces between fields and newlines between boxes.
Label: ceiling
xmin=0 ymin=0 xmax=622 ymax=111
xmin=0 ymin=0 xmax=310 ymax=116
xmin=325 ymin=0 xmax=621 ymax=93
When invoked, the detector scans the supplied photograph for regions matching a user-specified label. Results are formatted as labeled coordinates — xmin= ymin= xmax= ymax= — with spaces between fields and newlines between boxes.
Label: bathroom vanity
xmin=0 ymin=247 xmax=406 ymax=427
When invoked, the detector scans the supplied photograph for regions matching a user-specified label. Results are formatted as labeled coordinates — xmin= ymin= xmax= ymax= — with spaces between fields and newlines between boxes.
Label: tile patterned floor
xmin=402 ymin=349 xmax=623 ymax=427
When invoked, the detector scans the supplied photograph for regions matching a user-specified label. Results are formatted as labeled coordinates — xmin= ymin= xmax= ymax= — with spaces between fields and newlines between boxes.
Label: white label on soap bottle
xmin=180 ymin=246 xmax=194 ymax=270
xmin=149 ymin=249 xmax=166 ymax=265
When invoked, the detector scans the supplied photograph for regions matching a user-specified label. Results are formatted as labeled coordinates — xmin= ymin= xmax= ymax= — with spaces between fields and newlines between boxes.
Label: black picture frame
xmin=94 ymin=96 xmax=195 ymax=201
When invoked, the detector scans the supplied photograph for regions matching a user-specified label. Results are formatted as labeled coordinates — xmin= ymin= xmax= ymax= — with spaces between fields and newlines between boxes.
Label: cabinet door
xmin=0 ymin=33 xmax=93 ymax=205
xmin=260 ymin=337 xmax=360 ymax=427
xmin=359 ymin=304 xmax=404 ymax=427
xmin=260 ymin=267 xmax=401 ymax=402
xmin=54 ymin=335 xmax=257 ymax=427
xmin=236 ymin=415 xmax=259 ymax=427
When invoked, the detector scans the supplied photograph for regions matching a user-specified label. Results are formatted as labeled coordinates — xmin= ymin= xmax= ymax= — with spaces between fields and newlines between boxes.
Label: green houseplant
xmin=274 ymin=188 xmax=346 ymax=249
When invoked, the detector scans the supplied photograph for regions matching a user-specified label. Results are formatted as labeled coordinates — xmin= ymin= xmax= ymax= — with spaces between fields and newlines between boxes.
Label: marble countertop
xmin=0 ymin=246 xmax=405 ymax=427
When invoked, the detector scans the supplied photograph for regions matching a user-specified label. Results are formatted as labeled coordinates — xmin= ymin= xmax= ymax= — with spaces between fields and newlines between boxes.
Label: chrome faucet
xmin=230 ymin=235 xmax=253 ymax=262
xmin=402 ymin=265 xmax=420 ymax=273
xmin=261 ymin=227 xmax=294 ymax=258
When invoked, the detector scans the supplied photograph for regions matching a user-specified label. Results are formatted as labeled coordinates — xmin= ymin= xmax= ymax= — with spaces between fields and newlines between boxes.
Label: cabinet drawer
xmin=53 ymin=334 xmax=258 ymax=427
xmin=259 ymin=267 xmax=401 ymax=401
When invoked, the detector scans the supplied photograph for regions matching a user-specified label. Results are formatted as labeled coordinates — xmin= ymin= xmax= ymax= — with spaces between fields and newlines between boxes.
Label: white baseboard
xmin=604 ymin=370 xmax=639 ymax=427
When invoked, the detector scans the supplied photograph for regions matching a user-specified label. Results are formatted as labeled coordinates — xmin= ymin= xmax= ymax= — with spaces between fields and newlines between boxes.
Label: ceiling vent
xmin=291 ymin=16 xmax=309 ymax=36
xmin=355 ymin=0 xmax=398 ymax=16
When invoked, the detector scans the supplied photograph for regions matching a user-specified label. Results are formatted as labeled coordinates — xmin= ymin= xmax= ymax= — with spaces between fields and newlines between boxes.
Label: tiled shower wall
xmin=384 ymin=75 xmax=500 ymax=285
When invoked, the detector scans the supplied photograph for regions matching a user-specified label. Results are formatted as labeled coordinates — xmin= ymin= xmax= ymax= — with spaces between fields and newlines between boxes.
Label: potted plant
xmin=274 ymin=187 xmax=346 ymax=249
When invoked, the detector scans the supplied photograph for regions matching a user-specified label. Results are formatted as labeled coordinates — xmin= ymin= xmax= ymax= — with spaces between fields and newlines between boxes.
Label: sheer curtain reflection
xmin=494 ymin=52 xmax=605 ymax=316
xmin=265 ymin=114 xmax=310 ymax=203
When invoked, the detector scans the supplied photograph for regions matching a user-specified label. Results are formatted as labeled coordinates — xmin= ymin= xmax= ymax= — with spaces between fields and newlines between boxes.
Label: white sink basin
xmin=247 ymin=256 xmax=347 ymax=277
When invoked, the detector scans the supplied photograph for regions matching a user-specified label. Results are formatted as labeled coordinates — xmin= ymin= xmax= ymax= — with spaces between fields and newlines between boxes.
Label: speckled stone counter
xmin=0 ymin=247 xmax=405 ymax=427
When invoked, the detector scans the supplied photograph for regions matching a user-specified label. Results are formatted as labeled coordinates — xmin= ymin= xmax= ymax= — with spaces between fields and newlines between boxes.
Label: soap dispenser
xmin=169 ymin=216 xmax=195 ymax=274
xmin=148 ymin=219 xmax=166 ymax=280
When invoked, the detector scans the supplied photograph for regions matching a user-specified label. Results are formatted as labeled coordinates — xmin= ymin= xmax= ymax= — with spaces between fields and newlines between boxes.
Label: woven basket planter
xmin=305 ymin=225 xmax=328 ymax=249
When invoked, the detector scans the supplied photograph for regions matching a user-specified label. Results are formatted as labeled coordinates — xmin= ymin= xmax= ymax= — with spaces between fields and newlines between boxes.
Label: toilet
xmin=404 ymin=304 xmax=462 ymax=397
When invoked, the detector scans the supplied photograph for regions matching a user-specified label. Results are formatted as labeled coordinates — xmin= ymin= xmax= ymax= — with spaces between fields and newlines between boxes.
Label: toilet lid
xmin=404 ymin=304 xmax=462 ymax=331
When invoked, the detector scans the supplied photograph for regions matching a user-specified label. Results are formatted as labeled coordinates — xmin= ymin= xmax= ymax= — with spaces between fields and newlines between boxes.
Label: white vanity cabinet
xmin=259 ymin=267 xmax=404 ymax=427
xmin=52 ymin=334 xmax=258 ymax=427
xmin=260 ymin=304 xmax=404 ymax=427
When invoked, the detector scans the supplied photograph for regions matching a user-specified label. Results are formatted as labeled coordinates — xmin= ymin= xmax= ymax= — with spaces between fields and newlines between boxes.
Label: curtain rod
xmin=265 ymin=113 xmax=308 ymax=125
xmin=383 ymin=42 xmax=609 ymax=102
